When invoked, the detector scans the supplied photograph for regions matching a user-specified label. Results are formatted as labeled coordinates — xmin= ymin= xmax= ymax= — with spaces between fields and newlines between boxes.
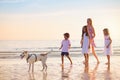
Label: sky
xmin=0 ymin=0 xmax=120 ymax=40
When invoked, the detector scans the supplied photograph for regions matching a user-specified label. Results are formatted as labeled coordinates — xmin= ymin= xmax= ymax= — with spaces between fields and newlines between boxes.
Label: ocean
xmin=0 ymin=40 xmax=120 ymax=59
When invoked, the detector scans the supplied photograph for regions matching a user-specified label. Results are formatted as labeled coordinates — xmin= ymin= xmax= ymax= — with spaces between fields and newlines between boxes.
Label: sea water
xmin=0 ymin=39 xmax=120 ymax=59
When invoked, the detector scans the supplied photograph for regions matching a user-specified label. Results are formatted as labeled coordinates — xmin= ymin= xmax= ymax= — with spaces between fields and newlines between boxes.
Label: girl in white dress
xmin=81 ymin=26 xmax=90 ymax=64
xmin=103 ymin=28 xmax=112 ymax=65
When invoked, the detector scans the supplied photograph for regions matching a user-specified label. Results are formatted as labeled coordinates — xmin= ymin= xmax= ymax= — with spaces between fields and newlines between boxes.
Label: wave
xmin=0 ymin=48 xmax=120 ymax=59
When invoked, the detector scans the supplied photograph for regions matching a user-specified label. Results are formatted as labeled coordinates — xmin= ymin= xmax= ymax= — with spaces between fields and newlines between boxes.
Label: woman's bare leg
xmin=92 ymin=46 xmax=100 ymax=63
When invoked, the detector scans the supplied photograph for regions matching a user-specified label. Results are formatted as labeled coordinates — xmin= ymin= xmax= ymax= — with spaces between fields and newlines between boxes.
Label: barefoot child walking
xmin=81 ymin=26 xmax=90 ymax=64
xmin=103 ymin=28 xmax=112 ymax=65
xmin=59 ymin=33 xmax=73 ymax=66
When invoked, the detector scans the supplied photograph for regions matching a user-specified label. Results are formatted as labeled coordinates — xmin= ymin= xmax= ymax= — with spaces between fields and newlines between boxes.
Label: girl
xmin=103 ymin=28 xmax=112 ymax=65
xmin=87 ymin=18 xmax=100 ymax=63
xmin=59 ymin=33 xmax=73 ymax=66
xmin=81 ymin=26 xmax=90 ymax=64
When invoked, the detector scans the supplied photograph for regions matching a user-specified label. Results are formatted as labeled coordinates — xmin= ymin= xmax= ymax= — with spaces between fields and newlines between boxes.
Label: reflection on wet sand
xmin=61 ymin=65 xmax=72 ymax=80
xmin=28 ymin=71 xmax=47 ymax=80
xmin=104 ymin=64 xmax=112 ymax=80
xmin=82 ymin=63 xmax=99 ymax=80
xmin=107 ymin=64 xmax=110 ymax=72
xmin=82 ymin=63 xmax=89 ymax=80
xmin=28 ymin=72 xmax=35 ymax=80
xmin=0 ymin=57 xmax=120 ymax=80
xmin=42 ymin=71 xmax=47 ymax=80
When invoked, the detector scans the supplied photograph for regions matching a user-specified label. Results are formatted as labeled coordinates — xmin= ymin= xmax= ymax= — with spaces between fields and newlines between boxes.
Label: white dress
xmin=104 ymin=35 xmax=112 ymax=55
xmin=82 ymin=33 xmax=90 ymax=54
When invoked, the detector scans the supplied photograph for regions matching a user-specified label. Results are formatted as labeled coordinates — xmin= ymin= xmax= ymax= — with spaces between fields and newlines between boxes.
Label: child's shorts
xmin=61 ymin=52 xmax=69 ymax=56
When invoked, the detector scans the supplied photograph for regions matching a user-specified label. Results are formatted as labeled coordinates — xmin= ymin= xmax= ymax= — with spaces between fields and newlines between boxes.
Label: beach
xmin=0 ymin=0 xmax=120 ymax=80
xmin=0 ymin=40 xmax=120 ymax=80
xmin=0 ymin=55 xmax=120 ymax=80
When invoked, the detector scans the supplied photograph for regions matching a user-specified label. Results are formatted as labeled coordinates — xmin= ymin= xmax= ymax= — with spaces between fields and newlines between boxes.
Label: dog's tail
xmin=46 ymin=49 xmax=53 ymax=55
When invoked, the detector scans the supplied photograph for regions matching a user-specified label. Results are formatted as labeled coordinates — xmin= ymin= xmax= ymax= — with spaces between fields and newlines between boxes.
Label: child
xmin=59 ymin=33 xmax=73 ymax=66
xmin=103 ymin=28 xmax=112 ymax=65
xmin=80 ymin=26 xmax=90 ymax=64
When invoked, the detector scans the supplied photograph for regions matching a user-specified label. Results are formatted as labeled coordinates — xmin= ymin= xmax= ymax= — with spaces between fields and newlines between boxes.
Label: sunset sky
xmin=0 ymin=0 xmax=120 ymax=40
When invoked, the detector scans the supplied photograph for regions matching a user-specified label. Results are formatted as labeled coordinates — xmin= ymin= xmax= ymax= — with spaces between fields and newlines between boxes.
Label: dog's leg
xmin=43 ymin=63 xmax=48 ymax=71
xmin=45 ymin=63 xmax=47 ymax=71
xmin=28 ymin=63 xmax=31 ymax=72
xmin=42 ymin=65 xmax=45 ymax=71
xmin=41 ymin=62 xmax=45 ymax=71
xmin=32 ymin=63 xmax=34 ymax=72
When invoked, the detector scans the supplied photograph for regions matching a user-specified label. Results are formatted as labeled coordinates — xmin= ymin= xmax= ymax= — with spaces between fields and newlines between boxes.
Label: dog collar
xmin=26 ymin=54 xmax=32 ymax=63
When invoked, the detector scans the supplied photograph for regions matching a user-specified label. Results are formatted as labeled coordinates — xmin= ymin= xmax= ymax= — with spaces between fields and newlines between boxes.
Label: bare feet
xmin=83 ymin=61 xmax=85 ymax=64
xmin=105 ymin=62 xmax=110 ymax=65
xmin=83 ymin=61 xmax=88 ymax=64
xmin=70 ymin=62 xmax=73 ymax=65
xmin=83 ymin=61 xmax=86 ymax=64
xmin=61 ymin=64 xmax=64 ymax=67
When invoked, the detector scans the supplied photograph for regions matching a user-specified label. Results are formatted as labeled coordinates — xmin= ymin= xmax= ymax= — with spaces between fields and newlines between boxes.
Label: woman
xmin=87 ymin=18 xmax=100 ymax=63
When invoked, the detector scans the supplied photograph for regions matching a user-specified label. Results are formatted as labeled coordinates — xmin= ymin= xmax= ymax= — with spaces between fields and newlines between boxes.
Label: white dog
xmin=20 ymin=51 xmax=51 ymax=72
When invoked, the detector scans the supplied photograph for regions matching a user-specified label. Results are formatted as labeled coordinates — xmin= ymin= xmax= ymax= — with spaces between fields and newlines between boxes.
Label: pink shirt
xmin=88 ymin=26 xmax=94 ymax=39
xmin=61 ymin=40 xmax=71 ymax=52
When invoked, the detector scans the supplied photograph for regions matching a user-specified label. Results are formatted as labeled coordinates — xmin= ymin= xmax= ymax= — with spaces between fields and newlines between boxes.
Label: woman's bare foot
xmin=61 ymin=64 xmax=64 ymax=66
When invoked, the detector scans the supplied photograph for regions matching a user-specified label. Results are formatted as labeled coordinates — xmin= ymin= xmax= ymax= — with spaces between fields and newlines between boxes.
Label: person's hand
xmin=59 ymin=48 xmax=61 ymax=50
xmin=80 ymin=41 xmax=83 ymax=48
xmin=80 ymin=44 xmax=82 ymax=48
xmin=68 ymin=46 xmax=70 ymax=49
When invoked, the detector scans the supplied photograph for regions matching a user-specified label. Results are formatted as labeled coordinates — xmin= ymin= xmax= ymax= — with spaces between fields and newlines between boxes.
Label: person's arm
xmin=87 ymin=26 xmax=90 ymax=38
xmin=59 ymin=44 xmax=63 ymax=50
xmin=68 ymin=40 xmax=71 ymax=49
xmin=92 ymin=26 xmax=96 ymax=38
xmin=107 ymin=37 xmax=112 ymax=48
xmin=69 ymin=44 xmax=71 ymax=49
xmin=59 ymin=41 xmax=63 ymax=50
xmin=80 ymin=37 xmax=83 ymax=48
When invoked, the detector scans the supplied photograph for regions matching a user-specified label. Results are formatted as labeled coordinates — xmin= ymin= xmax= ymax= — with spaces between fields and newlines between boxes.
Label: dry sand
xmin=0 ymin=56 xmax=120 ymax=80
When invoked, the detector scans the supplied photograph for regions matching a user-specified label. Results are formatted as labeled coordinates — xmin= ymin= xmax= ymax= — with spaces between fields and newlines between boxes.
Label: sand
xmin=0 ymin=55 xmax=120 ymax=80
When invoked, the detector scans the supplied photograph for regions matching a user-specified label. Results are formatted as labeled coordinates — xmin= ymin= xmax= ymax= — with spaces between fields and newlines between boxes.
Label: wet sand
xmin=0 ymin=56 xmax=120 ymax=80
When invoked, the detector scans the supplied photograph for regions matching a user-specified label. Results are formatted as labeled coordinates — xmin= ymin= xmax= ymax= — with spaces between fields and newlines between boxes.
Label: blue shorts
xmin=61 ymin=52 xmax=69 ymax=56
